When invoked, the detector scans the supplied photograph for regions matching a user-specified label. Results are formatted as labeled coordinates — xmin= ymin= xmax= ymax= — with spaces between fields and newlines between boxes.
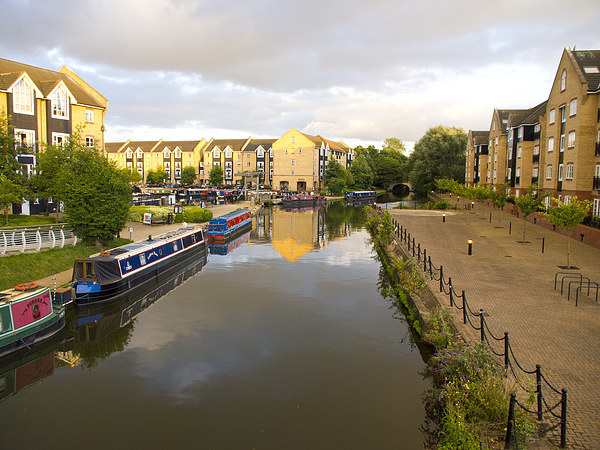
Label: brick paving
xmin=387 ymin=199 xmax=600 ymax=449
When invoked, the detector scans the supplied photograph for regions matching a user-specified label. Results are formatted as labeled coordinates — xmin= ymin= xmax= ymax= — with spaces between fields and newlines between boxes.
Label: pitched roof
xmin=156 ymin=140 xmax=206 ymax=152
xmin=105 ymin=142 xmax=129 ymax=154
xmin=570 ymin=48 xmax=600 ymax=92
xmin=469 ymin=130 xmax=489 ymax=146
xmin=205 ymin=138 xmax=252 ymax=152
xmin=0 ymin=57 xmax=106 ymax=109
xmin=245 ymin=138 xmax=276 ymax=152
xmin=494 ymin=109 xmax=528 ymax=134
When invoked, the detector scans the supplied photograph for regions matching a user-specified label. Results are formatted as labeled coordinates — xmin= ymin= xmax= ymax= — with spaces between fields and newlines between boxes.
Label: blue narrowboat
xmin=205 ymin=209 xmax=252 ymax=242
xmin=344 ymin=191 xmax=377 ymax=201
xmin=0 ymin=285 xmax=66 ymax=359
xmin=72 ymin=226 xmax=206 ymax=305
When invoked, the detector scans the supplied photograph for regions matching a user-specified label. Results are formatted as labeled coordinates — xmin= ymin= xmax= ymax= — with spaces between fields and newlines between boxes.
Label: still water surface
xmin=0 ymin=203 xmax=429 ymax=449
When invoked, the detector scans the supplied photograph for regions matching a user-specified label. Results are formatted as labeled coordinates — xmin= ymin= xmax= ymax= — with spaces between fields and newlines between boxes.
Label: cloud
xmin=1 ymin=0 xmax=599 ymax=145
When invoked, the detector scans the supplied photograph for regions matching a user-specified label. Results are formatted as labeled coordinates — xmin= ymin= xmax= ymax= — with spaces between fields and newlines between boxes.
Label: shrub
xmin=424 ymin=308 xmax=454 ymax=350
xmin=434 ymin=200 xmax=449 ymax=210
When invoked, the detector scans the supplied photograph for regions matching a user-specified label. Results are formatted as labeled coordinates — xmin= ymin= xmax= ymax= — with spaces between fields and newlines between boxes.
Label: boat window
xmin=140 ymin=254 xmax=147 ymax=266
xmin=74 ymin=261 xmax=96 ymax=281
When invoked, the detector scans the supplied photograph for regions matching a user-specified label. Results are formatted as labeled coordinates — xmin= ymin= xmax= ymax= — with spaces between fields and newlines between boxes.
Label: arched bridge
xmin=390 ymin=182 xmax=412 ymax=196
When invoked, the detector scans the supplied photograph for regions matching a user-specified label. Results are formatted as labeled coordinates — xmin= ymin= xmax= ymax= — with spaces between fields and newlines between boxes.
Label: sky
xmin=2 ymin=0 xmax=599 ymax=151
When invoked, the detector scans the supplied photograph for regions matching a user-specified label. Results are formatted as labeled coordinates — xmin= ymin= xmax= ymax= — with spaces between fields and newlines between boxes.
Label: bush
xmin=128 ymin=206 xmax=212 ymax=223
xmin=424 ymin=308 xmax=454 ymax=350
xmin=583 ymin=215 xmax=600 ymax=229
xmin=434 ymin=200 xmax=449 ymax=210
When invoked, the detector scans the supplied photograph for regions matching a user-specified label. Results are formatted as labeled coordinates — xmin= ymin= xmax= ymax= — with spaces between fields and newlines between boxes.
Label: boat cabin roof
xmin=208 ymin=209 xmax=250 ymax=224
xmin=0 ymin=287 xmax=49 ymax=305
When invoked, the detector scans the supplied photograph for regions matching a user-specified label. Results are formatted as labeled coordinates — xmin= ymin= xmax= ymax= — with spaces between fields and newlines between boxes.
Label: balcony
xmin=594 ymin=176 xmax=600 ymax=191
xmin=532 ymin=176 xmax=539 ymax=184
xmin=533 ymin=154 xmax=539 ymax=164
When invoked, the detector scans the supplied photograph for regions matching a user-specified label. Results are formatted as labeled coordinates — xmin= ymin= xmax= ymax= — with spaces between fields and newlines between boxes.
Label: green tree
xmin=0 ymin=111 xmax=24 ymax=183
xmin=209 ymin=165 xmax=224 ymax=186
xmin=407 ymin=126 xmax=467 ymax=195
xmin=30 ymin=144 xmax=71 ymax=215
xmin=0 ymin=174 xmax=27 ymax=225
xmin=513 ymin=185 xmax=548 ymax=242
xmin=543 ymin=196 xmax=593 ymax=268
xmin=349 ymin=155 xmax=374 ymax=189
xmin=180 ymin=166 xmax=197 ymax=186
xmin=382 ymin=137 xmax=406 ymax=154
xmin=59 ymin=140 xmax=132 ymax=245
xmin=324 ymin=159 xmax=347 ymax=185
xmin=120 ymin=167 xmax=142 ymax=184
xmin=146 ymin=166 xmax=167 ymax=185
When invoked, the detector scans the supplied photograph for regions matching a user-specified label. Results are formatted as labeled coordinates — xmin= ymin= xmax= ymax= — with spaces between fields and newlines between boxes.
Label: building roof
xmin=0 ymin=58 xmax=106 ymax=109
xmin=469 ymin=130 xmax=489 ymax=146
xmin=125 ymin=140 xmax=163 ymax=153
xmin=245 ymin=138 xmax=276 ymax=152
xmin=155 ymin=140 xmax=206 ymax=152
xmin=570 ymin=48 xmax=600 ymax=92
xmin=494 ymin=109 xmax=528 ymax=134
xmin=105 ymin=142 xmax=129 ymax=154
xmin=205 ymin=138 xmax=252 ymax=152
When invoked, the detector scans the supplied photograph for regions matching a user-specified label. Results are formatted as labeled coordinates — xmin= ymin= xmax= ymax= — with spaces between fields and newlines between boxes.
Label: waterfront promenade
xmin=387 ymin=200 xmax=599 ymax=448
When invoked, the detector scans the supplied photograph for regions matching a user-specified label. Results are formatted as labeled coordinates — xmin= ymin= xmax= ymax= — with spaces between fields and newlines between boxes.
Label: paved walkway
xmin=387 ymin=199 xmax=599 ymax=448
xmin=35 ymin=201 xmax=256 ymax=288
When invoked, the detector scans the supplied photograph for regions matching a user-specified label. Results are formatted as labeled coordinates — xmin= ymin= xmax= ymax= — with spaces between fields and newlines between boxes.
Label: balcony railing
xmin=594 ymin=176 xmax=600 ymax=191
xmin=533 ymin=154 xmax=539 ymax=164
xmin=531 ymin=176 xmax=539 ymax=184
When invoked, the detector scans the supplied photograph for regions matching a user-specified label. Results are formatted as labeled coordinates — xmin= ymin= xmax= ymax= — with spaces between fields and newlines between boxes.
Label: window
xmin=517 ymin=147 xmax=522 ymax=158
xmin=174 ymin=148 xmax=182 ymax=158
xmin=533 ymin=145 xmax=539 ymax=155
xmin=534 ymin=124 xmax=541 ymax=134
xmin=163 ymin=148 xmax=170 ymax=158
xmin=518 ymin=127 xmax=523 ymax=140
xmin=164 ymin=162 xmax=170 ymax=170
xmin=52 ymin=133 xmax=69 ymax=147
xmin=560 ymin=106 xmax=566 ymax=123
xmin=15 ymin=129 xmax=35 ymax=149
xmin=225 ymin=147 xmax=233 ymax=158
xmin=532 ymin=168 xmax=539 ymax=177
xmin=566 ymin=164 xmax=574 ymax=179
xmin=546 ymin=165 xmax=553 ymax=179
xmin=548 ymin=137 xmax=554 ymax=152
xmin=291 ymin=170 xmax=295 ymax=176
xmin=291 ymin=137 xmax=295 ymax=143
xmin=85 ymin=136 xmax=94 ymax=148
xmin=298 ymin=148 xmax=302 ymax=154
xmin=558 ymin=164 xmax=563 ymax=181
xmin=568 ymin=131 xmax=575 ymax=148
xmin=493 ymin=169 xmax=497 ymax=179
xmin=561 ymin=69 xmax=566 ymax=91
xmin=291 ymin=159 xmax=295 ymax=165
xmin=85 ymin=110 xmax=94 ymax=122
xmin=13 ymin=78 xmax=34 ymax=114
xmin=560 ymin=134 xmax=565 ymax=152
xmin=570 ymin=99 xmax=577 ymax=116
xmin=213 ymin=148 xmax=220 ymax=159
xmin=126 ymin=148 xmax=133 ymax=158
xmin=549 ymin=109 xmax=555 ymax=124
xmin=136 ymin=149 xmax=143 ymax=159
xmin=594 ymin=199 xmax=600 ymax=218
xmin=175 ymin=161 xmax=181 ymax=169
xmin=257 ymin=147 xmax=265 ymax=158
xmin=51 ymin=86 xmax=68 ymax=119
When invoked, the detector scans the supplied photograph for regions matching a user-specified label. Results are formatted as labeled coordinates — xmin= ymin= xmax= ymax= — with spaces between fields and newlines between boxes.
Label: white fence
xmin=0 ymin=224 xmax=78 ymax=256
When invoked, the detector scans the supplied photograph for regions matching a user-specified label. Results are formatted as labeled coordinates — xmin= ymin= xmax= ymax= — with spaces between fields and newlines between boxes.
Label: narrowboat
xmin=344 ymin=191 xmax=377 ymax=201
xmin=0 ymin=284 xmax=66 ymax=359
xmin=281 ymin=194 xmax=327 ymax=207
xmin=205 ymin=209 xmax=252 ymax=243
xmin=72 ymin=226 xmax=207 ymax=305
xmin=208 ymin=229 xmax=251 ymax=255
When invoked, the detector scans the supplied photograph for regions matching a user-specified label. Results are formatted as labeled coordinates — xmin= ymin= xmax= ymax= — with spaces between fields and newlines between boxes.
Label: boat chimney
xmin=148 ymin=235 xmax=152 ymax=241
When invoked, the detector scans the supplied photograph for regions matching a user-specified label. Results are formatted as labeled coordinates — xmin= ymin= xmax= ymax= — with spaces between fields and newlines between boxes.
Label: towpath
xmin=386 ymin=199 xmax=600 ymax=449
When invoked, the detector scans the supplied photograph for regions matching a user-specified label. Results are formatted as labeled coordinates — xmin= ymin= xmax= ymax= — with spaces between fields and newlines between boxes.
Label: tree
xmin=30 ymin=144 xmax=71 ymax=215
xmin=180 ymin=166 xmax=197 ymax=186
xmin=513 ymin=185 xmax=548 ymax=242
xmin=382 ymin=137 xmax=406 ymax=154
xmin=0 ymin=111 xmax=24 ymax=183
xmin=543 ymin=196 xmax=592 ymax=268
xmin=146 ymin=166 xmax=167 ymax=185
xmin=120 ymin=167 xmax=142 ymax=184
xmin=0 ymin=175 xmax=26 ymax=225
xmin=59 ymin=139 xmax=132 ymax=245
xmin=209 ymin=165 xmax=224 ymax=186
xmin=407 ymin=126 xmax=467 ymax=195
xmin=349 ymin=155 xmax=374 ymax=190
xmin=324 ymin=159 xmax=346 ymax=185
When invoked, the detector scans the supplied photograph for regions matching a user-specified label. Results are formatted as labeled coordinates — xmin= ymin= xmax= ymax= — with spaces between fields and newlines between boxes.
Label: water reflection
xmin=73 ymin=250 xmax=208 ymax=367
xmin=208 ymin=229 xmax=251 ymax=255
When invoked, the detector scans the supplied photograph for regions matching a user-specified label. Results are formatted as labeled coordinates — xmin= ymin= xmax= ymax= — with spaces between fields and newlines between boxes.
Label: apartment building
xmin=467 ymin=47 xmax=600 ymax=217
xmin=201 ymin=138 xmax=252 ymax=186
xmin=0 ymin=57 xmax=107 ymax=175
xmin=106 ymin=139 xmax=207 ymax=184
xmin=465 ymin=130 xmax=489 ymax=187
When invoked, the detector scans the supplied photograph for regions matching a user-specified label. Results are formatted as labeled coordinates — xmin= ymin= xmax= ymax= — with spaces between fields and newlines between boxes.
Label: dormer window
xmin=163 ymin=148 xmax=171 ymax=158
xmin=225 ymin=147 xmax=233 ymax=158
xmin=126 ymin=148 xmax=133 ymax=158
xmin=13 ymin=78 xmax=34 ymax=114
xmin=174 ymin=147 xmax=182 ymax=158
xmin=51 ymin=86 xmax=69 ymax=119
xmin=257 ymin=146 xmax=265 ymax=158
xmin=136 ymin=149 xmax=144 ymax=159
xmin=561 ymin=70 xmax=567 ymax=91
xmin=213 ymin=147 xmax=220 ymax=159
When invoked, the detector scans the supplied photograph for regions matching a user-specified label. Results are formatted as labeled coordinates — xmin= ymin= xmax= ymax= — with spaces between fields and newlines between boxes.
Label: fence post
xmin=417 ymin=243 xmax=421 ymax=262
xmin=505 ymin=393 xmax=516 ymax=449
xmin=561 ymin=389 xmax=567 ymax=448
xmin=400 ymin=225 xmax=403 ymax=239
xmin=448 ymin=278 xmax=453 ymax=307
xmin=480 ymin=309 xmax=485 ymax=342
xmin=428 ymin=256 xmax=432 ymax=277
xmin=412 ymin=238 xmax=415 ymax=257
xmin=504 ymin=332 xmax=509 ymax=369
xmin=423 ymin=249 xmax=427 ymax=272
xmin=439 ymin=266 xmax=444 ymax=293
xmin=408 ymin=233 xmax=411 ymax=249
xmin=536 ymin=365 xmax=543 ymax=421
xmin=462 ymin=293 xmax=467 ymax=324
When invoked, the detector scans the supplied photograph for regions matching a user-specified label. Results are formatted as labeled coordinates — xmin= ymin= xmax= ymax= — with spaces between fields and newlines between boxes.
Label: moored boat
xmin=72 ymin=226 xmax=206 ymax=305
xmin=281 ymin=194 xmax=327 ymax=207
xmin=205 ymin=209 xmax=252 ymax=242
xmin=0 ymin=284 xmax=66 ymax=359
xmin=344 ymin=191 xmax=377 ymax=201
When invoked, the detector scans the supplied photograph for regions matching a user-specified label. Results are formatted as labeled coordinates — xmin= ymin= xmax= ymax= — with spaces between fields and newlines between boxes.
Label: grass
xmin=0 ymin=214 xmax=59 ymax=227
xmin=0 ymin=238 xmax=130 ymax=290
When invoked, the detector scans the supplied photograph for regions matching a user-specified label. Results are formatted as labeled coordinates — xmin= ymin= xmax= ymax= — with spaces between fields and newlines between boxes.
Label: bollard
xmin=442 ymin=213 xmax=446 ymax=223
xmin=468 ymin=239 xmax=473 ymax=255
xmin=505 ymin=393 xmax=517 ymax=447
xmin=489 ymin=213 xmax=492 ymax=223
xmin=449 ymin=277 xmax=453 ymax=307
xmin=542 ymin=237 xmax=545 ymax=253
xmin=561 ymin=389 xmax=567 ymax=448
xmin=509 ymin=222 xmax=512 ymax=235
xmin=536 ymin=365 xmax=543 ymax=421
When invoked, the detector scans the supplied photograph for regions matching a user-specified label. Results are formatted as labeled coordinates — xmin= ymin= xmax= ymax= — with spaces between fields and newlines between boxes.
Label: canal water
xmin=0 ymin=202 xmax=430 ymax=449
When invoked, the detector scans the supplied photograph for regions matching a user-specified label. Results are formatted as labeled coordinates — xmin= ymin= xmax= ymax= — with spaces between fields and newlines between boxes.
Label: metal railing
xmin=0 ymin=224 xmax=78 ymax=256
xmin=384 ymin=210 xmax=568 ymax=448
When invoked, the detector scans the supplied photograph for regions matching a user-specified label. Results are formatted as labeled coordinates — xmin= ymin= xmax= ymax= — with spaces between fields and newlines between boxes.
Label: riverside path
xmin=387 ymin=199 xmax=599 ymax=449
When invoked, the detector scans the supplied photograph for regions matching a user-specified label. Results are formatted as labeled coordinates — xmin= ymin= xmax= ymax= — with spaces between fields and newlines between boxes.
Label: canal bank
xmin=380 ymin=202 xmax=600 ymax=449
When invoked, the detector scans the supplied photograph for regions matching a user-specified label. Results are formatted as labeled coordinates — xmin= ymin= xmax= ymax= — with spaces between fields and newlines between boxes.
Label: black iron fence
xmin=382 ymin=209 xmax=568 ymax=448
